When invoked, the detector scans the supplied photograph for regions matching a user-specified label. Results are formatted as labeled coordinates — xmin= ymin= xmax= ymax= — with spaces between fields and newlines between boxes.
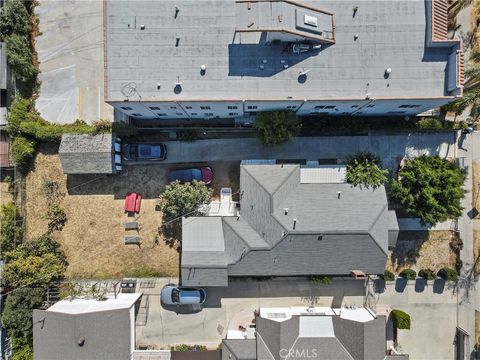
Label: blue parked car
xmin=161 ymin=285 xmax=206 ymax=305
xmin=124 ymin=143 xmax=167 ymax=161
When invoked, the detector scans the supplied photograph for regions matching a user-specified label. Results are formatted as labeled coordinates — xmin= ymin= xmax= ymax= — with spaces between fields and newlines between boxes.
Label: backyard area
xmin=386 ymin=231 xmax=459 ymax=274
xmin=24 ymin=144 xmax=178 ymax=278
xmin=23 ymin=145 xmax=241 ymax=278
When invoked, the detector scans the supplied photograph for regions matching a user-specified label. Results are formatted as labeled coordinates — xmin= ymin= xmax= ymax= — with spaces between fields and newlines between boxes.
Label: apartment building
xmin=104 ymin=0 xmax=463 ymax=122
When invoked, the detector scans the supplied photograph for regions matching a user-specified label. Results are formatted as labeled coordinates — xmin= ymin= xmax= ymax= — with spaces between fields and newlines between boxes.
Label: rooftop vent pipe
xmin=293 ymin=218 xmax=298 ymax=230
xmin=337 ymin=191 xmax=342 ymax=199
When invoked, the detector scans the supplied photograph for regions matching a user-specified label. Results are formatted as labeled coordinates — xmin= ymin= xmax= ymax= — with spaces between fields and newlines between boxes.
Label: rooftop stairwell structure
xmin=426 ymin=0 xmax=464 ymax=97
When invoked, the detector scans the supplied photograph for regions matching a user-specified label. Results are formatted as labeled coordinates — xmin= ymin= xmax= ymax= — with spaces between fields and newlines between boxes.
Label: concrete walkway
xmin=126 ymin=132 xmax=456 ymax=168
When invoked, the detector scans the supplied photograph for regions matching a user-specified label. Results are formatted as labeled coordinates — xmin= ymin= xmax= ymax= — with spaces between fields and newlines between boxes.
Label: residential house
xmin=33 ymin=293 xmax=142 ymax=360
xmin=222 ymin=306 xmax=408 ymax=360
xmin=181 ymin=163 xmax=398 ymax=287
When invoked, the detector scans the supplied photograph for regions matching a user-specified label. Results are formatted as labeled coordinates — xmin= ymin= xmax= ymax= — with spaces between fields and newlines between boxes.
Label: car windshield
xmin=171 ymin=288 xmax=180 ymax=303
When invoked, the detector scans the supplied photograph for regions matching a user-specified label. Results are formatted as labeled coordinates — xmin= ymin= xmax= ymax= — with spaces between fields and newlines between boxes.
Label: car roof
xmin=179 ymin=289 xmax=201 ymax=304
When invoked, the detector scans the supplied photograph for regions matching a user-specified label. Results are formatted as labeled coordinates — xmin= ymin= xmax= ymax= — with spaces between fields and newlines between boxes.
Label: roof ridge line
xmin=367 ymin=203 xmax=389 ymax=256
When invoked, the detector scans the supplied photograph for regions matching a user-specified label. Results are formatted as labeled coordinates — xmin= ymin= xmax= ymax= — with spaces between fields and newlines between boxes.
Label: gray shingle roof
xmin=59 ymin=133 xmax=114 ymax=174
xmin=223 ymin=314 xmax=386 ymax=360
xmin=33 ymin=308 xmax=132 ymax=360
xmin=222 ymin=340 xmax=256 ymax=360
xmin=181 ymin=164 xmax=397 ymax=286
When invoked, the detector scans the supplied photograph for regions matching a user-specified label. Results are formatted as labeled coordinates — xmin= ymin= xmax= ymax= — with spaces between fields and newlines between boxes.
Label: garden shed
xmin=59 ymin=133 xmax=121 ymax=174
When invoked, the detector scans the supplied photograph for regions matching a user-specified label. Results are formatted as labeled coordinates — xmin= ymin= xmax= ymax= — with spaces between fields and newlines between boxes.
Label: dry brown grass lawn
xmin=25 ymin=144 xmax=179 ymax=278
xmin=386 ymin=231 xmax=457 ymax=274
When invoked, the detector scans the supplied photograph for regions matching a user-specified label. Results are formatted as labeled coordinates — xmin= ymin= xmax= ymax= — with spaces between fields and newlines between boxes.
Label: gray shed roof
xmin=33 ymin=308 xmax=132 ymax=360
xmin=106 ymin=0 xmax=457 ymax=102
xmin=223 ymin=314 xmax=386 ymax=360
xmin=59 ymin=133 xmax=115 ymax=174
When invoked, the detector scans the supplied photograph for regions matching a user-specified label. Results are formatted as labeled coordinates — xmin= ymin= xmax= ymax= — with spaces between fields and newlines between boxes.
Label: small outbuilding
xmin=59 ymin=133 xmax=122 ymax=174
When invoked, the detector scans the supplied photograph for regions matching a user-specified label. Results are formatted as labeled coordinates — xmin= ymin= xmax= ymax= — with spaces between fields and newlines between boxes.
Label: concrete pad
xmin=35 ymin=0 xmax=113 ymax=123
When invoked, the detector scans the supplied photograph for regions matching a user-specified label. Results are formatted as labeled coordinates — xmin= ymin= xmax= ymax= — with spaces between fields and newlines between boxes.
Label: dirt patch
xmin=25 ymin=144 xmax=179 ymax=278
xmin=387 ymin=231 xmax=457 ymax=274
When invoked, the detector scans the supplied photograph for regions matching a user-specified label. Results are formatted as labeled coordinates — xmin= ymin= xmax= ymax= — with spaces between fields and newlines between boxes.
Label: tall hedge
xmin=391 ymin=309 xmax=411 ymax=330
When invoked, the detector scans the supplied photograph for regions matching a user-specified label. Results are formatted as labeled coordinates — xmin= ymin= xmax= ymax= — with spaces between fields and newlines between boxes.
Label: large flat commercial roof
xmin=105 ymin=0 xmax=455 ymax=101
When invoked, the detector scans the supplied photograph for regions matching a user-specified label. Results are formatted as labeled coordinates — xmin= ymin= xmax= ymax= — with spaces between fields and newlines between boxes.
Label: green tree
xmin=0 ymin=0 xmax=31 ymax=38
xmin=442 ymin=49 xmax=480 ymax=119
xmin=391 ymin=156 xmax=465 ymax=226
xmin=253 ymin=110 xmax=299 ymax=145
xmin=160 ymin=180 xmax=213 ymax=221
xmin=3 ymin=235 xmax=66 ymax=288
xmin=5 ymin=34 xmax=38 ymax=83
xmin=0 ymin=203 xmax=23 ymax=256
xmin=1 ymin=288 xmax=45 ymax=341
xmin=10 ymin=136 xmax=36 ymax=169
xmin=346 ymin=152 xmax=388 ymax=189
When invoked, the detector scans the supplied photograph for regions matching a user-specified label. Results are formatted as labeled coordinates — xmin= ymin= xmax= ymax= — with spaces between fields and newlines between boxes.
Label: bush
xmin=307 ymin=275 xmax=333 ymax=285
xmin=0 ymin=203 xmax=23 ymax=256
xmin=399 ymin=269 xmax=417 ymax=280
xmin=10 ymin=136 xmax=36 ymax=169
xmin=112 ymin=122 xmax=138 ymax=137
xmin=19 ymin=119 xmax=98 ymax=142
xmin=171 ymin=344 xmax=207 ymax=352
xmin=253 ymin=110 xmax=299 ymax=145
xmin=1 ymin=288 xmax=45 ymax=341
xmin=437 ymin=267 xmax=458 ymax=281
xmin=391 ymin=309 xmax=411 ymax=330
xmin=177 ymin=130 xmax=200 ymax=142
xmin=11 ymin=344 xmax=33 ymax=360
xmin=391 ymin=155 xmax=465 ymax=226
xmin=6 ymin=97 xmax=39 ymax=137
xmin=418 ymin=269 xmax=436 ymax=280
xmin=417 ymin=117 xmax=444 ymax=130
xmin=46 ymin=205 xmax=67 ymax=232
xmin=0 ymin=0 xmax=31 ymax=38
xmin=93 ymin=119 xmax=112 ymax=134
xmin=346 ymin=152 xmax=388 ymax=189
xmin=381 ymin=270 xmax=395 ymax=281
xmin=5 ymin=34 xmax=38 ymax=84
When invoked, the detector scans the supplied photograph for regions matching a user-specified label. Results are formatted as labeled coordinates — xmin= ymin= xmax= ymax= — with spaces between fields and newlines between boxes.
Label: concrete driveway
xmin=125 ymin=132 xmax=456 ymax=170
xmin=369 ymin=279 xmax=459 ymax=360
xmin=135 ymin=277 xmax=366 ymax=348
xmin=35 ymin=0 xmax=112 ymax=123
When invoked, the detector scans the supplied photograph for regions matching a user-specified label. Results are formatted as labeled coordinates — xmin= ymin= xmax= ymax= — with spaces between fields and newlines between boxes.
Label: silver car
xmin=161 ymin=285 xmax=206 ymax=305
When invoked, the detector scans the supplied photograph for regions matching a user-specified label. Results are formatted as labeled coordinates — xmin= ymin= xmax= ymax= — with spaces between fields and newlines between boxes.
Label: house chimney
xmin=293 ymin=218 xmax=298 ymax=230
xmin=337 ymin=191 xmax=342 ymax=199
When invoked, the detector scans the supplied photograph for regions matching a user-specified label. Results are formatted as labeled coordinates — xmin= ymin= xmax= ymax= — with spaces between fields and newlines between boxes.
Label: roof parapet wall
xmin=426 ymin=0 xmax=464 ymax=96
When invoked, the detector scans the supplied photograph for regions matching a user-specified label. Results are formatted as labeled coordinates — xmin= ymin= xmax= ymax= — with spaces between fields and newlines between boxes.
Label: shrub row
xmin=392 ymin=267 xmax=459 ymax=281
